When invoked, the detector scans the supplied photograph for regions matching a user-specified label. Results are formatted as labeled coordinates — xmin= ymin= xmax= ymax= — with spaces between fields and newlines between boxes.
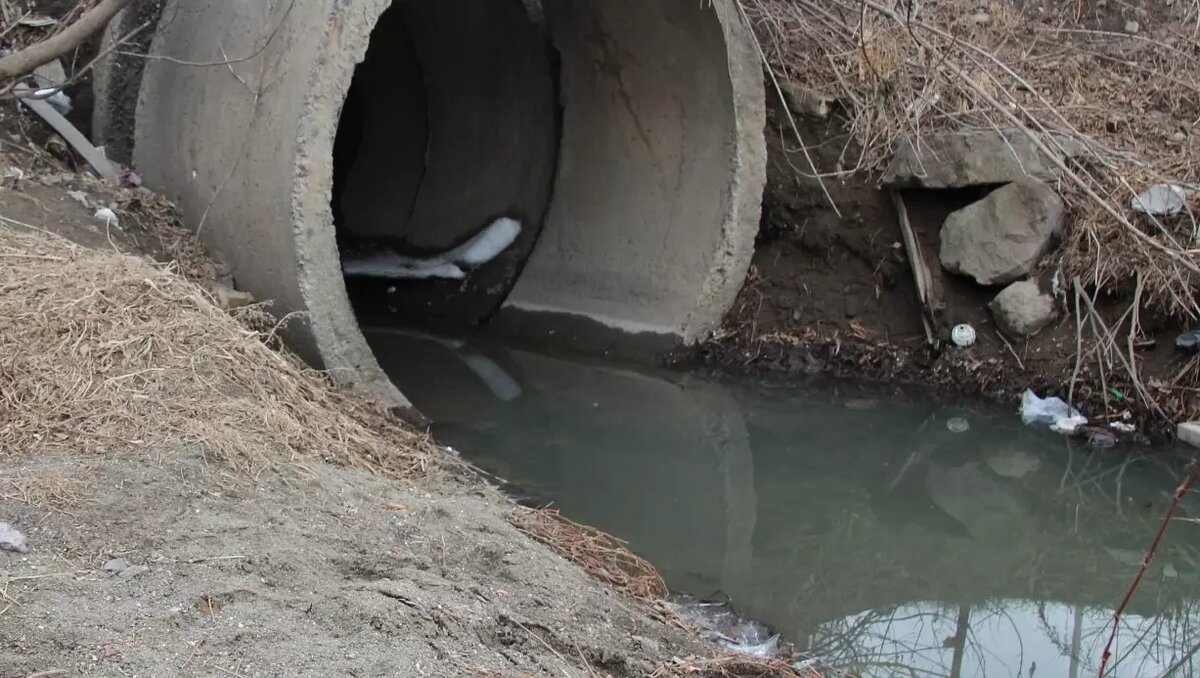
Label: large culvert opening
xmin=333 ymin=0 xmax=764 ymax=355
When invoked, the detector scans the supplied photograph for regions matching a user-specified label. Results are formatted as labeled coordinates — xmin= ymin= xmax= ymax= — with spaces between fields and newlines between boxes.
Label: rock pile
xmin=884 ymin=129 xmax=1069 ymax=338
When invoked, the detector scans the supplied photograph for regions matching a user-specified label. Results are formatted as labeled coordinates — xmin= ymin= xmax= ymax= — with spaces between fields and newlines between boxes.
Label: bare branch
xmin=0 ymin=0 xmax=133 ymax=81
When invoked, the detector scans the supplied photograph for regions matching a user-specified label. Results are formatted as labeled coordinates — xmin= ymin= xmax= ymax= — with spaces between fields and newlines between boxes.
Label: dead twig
xmin=0 ymin=0 xmax=132 ymax=81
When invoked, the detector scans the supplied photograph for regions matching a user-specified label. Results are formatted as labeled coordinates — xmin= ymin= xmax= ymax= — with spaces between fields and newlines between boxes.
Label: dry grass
xmin=508 ymin=507 xmax=669 ymax=605
xmin=739 ymin=0 xmax=1200 ymax=425
xmin=0 ymin=221 xmax=437 ymax=478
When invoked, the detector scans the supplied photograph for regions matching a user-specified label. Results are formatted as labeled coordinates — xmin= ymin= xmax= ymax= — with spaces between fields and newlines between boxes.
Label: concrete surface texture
xmin=95 ymin=0 xmax=765 ymax=406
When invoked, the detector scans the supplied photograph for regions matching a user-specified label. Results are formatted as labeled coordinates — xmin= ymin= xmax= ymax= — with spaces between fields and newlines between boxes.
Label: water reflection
xmin=365 ymin=329 xmax=1200 ymax=677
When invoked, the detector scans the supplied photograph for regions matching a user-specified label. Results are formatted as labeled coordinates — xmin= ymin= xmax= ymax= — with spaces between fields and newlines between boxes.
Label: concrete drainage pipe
xmin=94 ymin=0 xmax=766 ymax=409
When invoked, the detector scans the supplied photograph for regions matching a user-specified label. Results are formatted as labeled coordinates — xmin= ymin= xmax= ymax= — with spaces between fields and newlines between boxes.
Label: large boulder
xmin=989 ymin=280 xmax=1059 ymax=337
xmin=939 ymin=179 xmax=1064 ymax=286
xmin=883 ymin=129 xmax=1078 ymax=188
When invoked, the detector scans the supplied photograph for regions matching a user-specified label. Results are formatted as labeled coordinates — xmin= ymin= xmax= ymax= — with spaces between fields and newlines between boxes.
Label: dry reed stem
xmin=508 ymin=507 xmax=668 ymax=605
xmin=0 ymin=223 xmax=437 ymax=478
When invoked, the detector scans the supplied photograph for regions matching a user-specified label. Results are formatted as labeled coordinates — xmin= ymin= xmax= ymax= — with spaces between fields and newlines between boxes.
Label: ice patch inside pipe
xmin=342 ymin=217 xmax=522 ymax=280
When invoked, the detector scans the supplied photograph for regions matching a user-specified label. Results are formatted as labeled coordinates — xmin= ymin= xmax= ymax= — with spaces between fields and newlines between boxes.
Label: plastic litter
xmin=94 ymin=207 xmax=120 ymax=229
xmin=951 ymin=323 xmax=976 ymax=347
xmin=669 ymin=597 xmax=780 ymax=658
xmin=1087 ymin=428 xmax=1118 ymax=449
xmin=1110 ymin=421 xmax=1137 ymax=434
xmin=946 ymin=417 xmax=970 ymax=433
xmin=0 ymin=522 xmax=28 ymax=554
xmin=342 ymin=217 xmax=521 ymax=280
xmin=1050 ymin=415 xmax=1088 ymax=435
xmin=1020 ymin=389 xmax=1084 ymax=427
xmin=1132 ymin=184 xmax=1187 ymax=217
xmin=1176 ymin=329 xmax=1200 ymax=353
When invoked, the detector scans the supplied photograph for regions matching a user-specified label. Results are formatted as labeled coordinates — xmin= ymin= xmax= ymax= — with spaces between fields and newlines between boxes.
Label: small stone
xmin=1124 ymin=20 xmax=1140 ymax=34
xmin=989 ymin=280 xmax=1059 ymax=337
xmin=102 ymin=558 xmax=130 ymax=574
xmin=0 ymin=523 xmax=28 ymax=554
xmin=118 ymin=565 xmax=150 ymax=579
xmin=632 ymin=635 xmax=661 ymax=654
xmin=212 ymin=283 xmax=255 ymax=311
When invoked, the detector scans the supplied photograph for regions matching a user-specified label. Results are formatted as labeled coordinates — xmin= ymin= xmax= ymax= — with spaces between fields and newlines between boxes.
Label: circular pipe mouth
xmin=121 ymin=0 xmax=764 ymax=411
xmin=333 ymin=0 xmax=766 ymax=353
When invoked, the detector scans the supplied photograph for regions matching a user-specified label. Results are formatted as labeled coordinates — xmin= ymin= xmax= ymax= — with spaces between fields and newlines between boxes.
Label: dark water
xmin=366 ymin=328 xmax=1200 ymax=678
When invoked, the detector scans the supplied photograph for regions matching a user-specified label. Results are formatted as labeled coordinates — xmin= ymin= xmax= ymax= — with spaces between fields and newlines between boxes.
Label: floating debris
xmin=1020 ymin=389 xmax=1084 ymax=427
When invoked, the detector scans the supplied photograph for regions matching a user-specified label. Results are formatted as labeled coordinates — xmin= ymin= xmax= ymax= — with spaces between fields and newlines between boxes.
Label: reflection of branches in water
xmin=805 ymin=600 xmax=1200 ymax=677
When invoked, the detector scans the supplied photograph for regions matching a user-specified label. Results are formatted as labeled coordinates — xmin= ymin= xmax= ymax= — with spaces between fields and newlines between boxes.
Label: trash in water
xmin=1050 ymin=415 xmax=1088 ymax=435
xmin=946 ymin=417 xmax=970 ymax=433
xmin=1020 ymin=389 xmax=1084 ymax=427
xmin=342 ymin=217 xmax=522 ymax=280
xmin=669 ymin=597 xmax=781 ymax=658
xmin=1132 ymin=183 xmax=1187 ymax=217
xmin=1110 ymin=421 xmax=1137 ymax=434
xmin=0 ymin=523 xmax=28 ymax=554
xmin=1086 ymin=427 xmax=1118 ymax=449
xmin=951 ymin=324 xmax=976 ymax=347
xmin=1176 ymin=329 xmax=1200 ymax=353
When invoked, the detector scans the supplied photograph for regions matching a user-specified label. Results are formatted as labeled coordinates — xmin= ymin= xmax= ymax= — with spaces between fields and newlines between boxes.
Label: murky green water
xmin=367 ymin=329 xmax=1200 ymax=677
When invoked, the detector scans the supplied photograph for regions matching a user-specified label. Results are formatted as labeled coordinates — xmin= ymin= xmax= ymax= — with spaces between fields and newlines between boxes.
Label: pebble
xmin=102 ymin=558 xmax=130 ymax=574
xmin=0 ymin=523 xmax=28 ymax=554
xmin=118 ymin=565 xmax=150 ymax=579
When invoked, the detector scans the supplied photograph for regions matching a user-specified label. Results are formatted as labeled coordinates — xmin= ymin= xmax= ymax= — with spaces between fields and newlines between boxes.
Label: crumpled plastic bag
xmin=1020 ymin=389 xmax=1084 ymax=426
xmin=0 ymin=522 xmax=29 ymax=554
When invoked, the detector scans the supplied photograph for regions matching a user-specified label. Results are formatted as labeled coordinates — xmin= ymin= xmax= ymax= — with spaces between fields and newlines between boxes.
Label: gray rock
xmin=883 ymin=130 xmax=1079 ymax=188
xmin=989 ymin=280 xmax=1059 ymax=337
xmin=118 ymin=565 xmax=150 ymax=579
xmin=212 ymin=283 xmax=255 ymax=311
xmin=940 ymin=180 xmax=1064 ymax=285
xmin=102 ymin=558 xmax=130 ymax=574
xmin=0 ymin=523 xmax=28 ymax=554
xmin=631 ymin=635 xmax=661 ymax=654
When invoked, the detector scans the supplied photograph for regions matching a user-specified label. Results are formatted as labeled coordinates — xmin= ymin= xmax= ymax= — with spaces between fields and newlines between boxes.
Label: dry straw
xmin=0 ymin=222 xmax=436 ymax=477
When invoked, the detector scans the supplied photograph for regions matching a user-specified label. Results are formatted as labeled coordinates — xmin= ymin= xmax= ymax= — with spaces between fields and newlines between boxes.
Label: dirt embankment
xmin=705 ymin=0 xmax=1200 ymax=441
xmin=0 ymin=169 xmax=740 ymax=677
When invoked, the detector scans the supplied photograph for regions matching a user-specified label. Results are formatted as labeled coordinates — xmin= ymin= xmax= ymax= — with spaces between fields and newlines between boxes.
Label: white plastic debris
xmin=723 ymin=633 xmax=780 ymax=658
xmin=1109 ymin=421 xmax=1137 ymax=434
xmin=1132 ymin=184 xmax=1187 ymax=217
xmin=951 ymin=324 xmax=976 ymax=347
xmin=342 ymin=217 xmax=522 ymax=280
xmin=32 ymin=89 xmax=72 ymax=117
xmin=94 ymin=207 xmax=120 ymax=229
xmin=946 ymin=417 xmax=970 ymax=433
xmin=67 ymin=190 xmax=91 ymax=208
xmin=18 ymin=15 xmax=58 ymax=28
xmin=0 ymin=523 xmax=29 ymax=554
xmin=1020 ymin=389 xmax=1084 ymax=427
xmin=1050 ymin=415 xmax=1088 ymax=435
xmin=341 ymin=256 xmax=465 ymax=280
xmin=4 ymin=167 xmax=23 ymax=182
xmin=444 ymin=217 xmax=522 ymax=267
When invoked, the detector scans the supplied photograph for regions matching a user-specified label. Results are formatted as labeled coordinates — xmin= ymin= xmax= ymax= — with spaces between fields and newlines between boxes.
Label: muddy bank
xmin=1 ymin=450 xmax=703 ymax=677
xmin=0 ymin=185 xmax=716 ymax=677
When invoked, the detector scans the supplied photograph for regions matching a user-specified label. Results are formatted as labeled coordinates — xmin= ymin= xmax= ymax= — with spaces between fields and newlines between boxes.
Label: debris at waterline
xmin=508 ymin=507 xmax=669 ymax=607
xmin=719 ymin=0 xmax=1200 ymax=438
